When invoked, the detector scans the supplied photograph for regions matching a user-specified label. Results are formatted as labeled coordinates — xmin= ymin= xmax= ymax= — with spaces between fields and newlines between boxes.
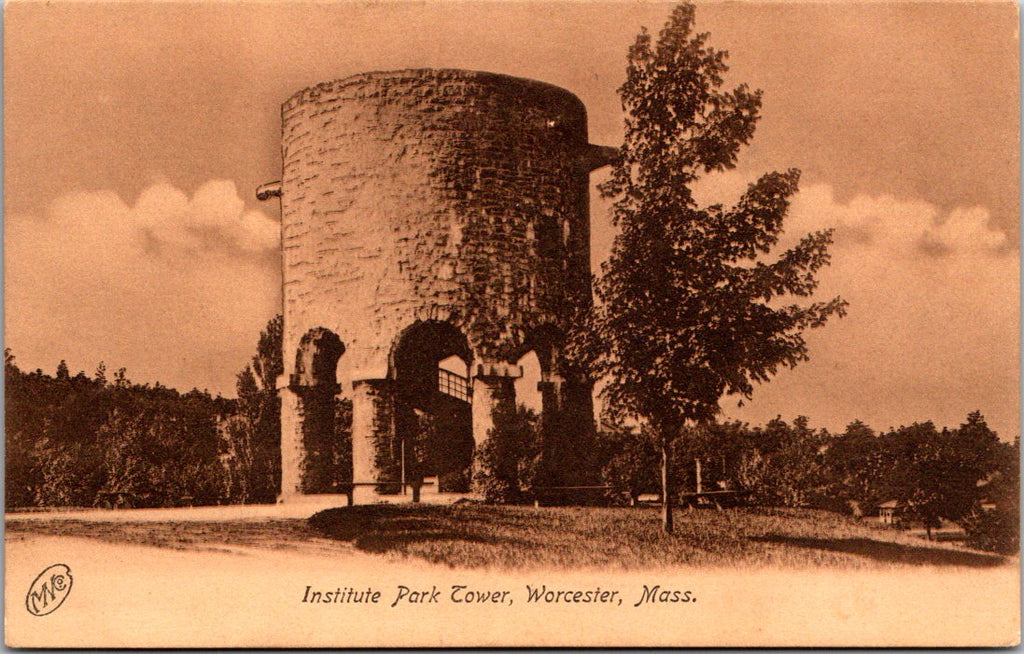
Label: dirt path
xmin=5 ymin=492 xmax=463 ymax=523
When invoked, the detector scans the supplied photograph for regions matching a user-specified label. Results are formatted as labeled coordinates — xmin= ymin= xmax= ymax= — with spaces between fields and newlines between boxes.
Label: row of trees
xmin=479 ymin=406 xmax=1018 ymax=553
xmin=608 ymin=413 xmax=1016 ymax=525
xmin=5 ymin=317 xmax=286 ymax=509
xmin=5 ymin=351 xmax=232 ymax=508
xmin=6 ymin=332 xmax=1017 ymax=554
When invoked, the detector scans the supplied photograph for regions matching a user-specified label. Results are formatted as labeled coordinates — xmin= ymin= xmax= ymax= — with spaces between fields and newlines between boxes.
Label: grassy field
xmin=5 ymin=516 xmax=319 ymax=555
xmin=6 ymin=503 xmax=1013 ymax=570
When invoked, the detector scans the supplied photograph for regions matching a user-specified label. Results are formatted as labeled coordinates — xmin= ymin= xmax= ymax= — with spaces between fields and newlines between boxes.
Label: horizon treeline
xmin=596 ymin=412 xmax=1018 ymax=550
xmin=4 ymin=347 xmax=1018 ymax=553
xmin=4 ymin=347 xmax=281 ymax=510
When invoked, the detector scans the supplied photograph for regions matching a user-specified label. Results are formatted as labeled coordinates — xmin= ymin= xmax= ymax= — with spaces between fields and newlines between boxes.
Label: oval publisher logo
xmin=26 ymin=564 xmax=73 ymax=616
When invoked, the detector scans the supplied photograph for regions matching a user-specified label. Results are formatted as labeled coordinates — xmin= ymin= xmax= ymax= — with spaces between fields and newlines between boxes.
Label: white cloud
xmin=594 ymin=172 xmax=1019 ymax=438
xmin=5 ymin=180 xmax=280 ymax=395
xmin=786 ymin=185 xmax=1009 ymax=254
xmin=8 ymin=174 xmax=1019 ymax=439
xmin=720 ymin=180 xmax=1020 ymax=439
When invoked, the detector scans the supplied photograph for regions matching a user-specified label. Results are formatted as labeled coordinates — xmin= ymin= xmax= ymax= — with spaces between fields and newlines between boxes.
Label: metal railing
xmin=437 ymin=368 xmax=471 ymax=401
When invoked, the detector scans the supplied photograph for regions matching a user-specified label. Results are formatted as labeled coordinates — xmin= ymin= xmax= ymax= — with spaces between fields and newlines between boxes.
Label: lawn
xmin=307 ymin=503 xmax=1010 ymax=569
xmin=7 ymin=503 xmax=1012 ymax=570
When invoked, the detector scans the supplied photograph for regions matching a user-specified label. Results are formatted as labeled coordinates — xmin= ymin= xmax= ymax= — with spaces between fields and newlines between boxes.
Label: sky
xmin=4 ymin=1 xmax=1020 ymax=439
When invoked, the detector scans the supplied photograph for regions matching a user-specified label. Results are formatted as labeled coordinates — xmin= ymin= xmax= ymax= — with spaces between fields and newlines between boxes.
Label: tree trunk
xmin=661 ymin=439 xmax=674 ymax=534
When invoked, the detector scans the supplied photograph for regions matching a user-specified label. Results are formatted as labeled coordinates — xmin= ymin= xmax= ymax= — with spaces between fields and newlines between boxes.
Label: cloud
xmin=711 ymin=178 xmax=1019 ymax=439
xmin=5 ymin=180 xmax=281 ymax=395
xmin=786 ymin=184 xmax=1009 ymax=255
xmin=8 ymin=174 xmax=1019 ymax=439
xmin=593 ymin=171 xmax=1019 ymax=438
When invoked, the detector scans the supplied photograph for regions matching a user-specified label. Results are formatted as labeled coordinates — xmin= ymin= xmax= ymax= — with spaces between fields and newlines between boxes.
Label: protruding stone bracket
xmin=579 ymin=144 xmax=619 ymax=172
xmin=256 ymin=181 xmax=283 ymax=201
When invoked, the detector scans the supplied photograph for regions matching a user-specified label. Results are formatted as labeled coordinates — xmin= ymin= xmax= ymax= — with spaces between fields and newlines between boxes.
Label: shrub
xmin=438 ymin=469 xmax=471 ymax=494
xmin=596 ymin=425 xmax=660 ymax=504
xmin=961 ymin=509 xmax=1019 ymax=555
xmin=414 ymin=405 xmax=474 ymax=492
xmin=473 ymin=404 xmax=540 ymax=504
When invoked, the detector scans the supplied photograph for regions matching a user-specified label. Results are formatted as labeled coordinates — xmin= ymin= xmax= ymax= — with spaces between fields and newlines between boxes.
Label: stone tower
xmin=259 ymin=69 xmax=615 ymax=500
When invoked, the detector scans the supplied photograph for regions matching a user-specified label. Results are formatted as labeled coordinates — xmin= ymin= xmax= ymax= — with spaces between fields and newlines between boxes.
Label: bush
xmin=412 ymin=406 xmax=474 ymax=492
xmin=473 ymin=404 xmax=540 ymax=504
xmin=438 ymin=470 xmax=471 ymax=493
xmin=961 ymin=509 xmax=1019 ymax=555
xmin=595 ymin=425 xmax=660 ymax=504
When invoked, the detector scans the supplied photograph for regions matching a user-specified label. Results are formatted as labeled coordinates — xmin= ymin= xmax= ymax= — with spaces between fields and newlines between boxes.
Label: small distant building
xmin=877 ymin=499 xmax=906 ymax=525
xmin=976 ymin=472 xmax=1002 ymax=512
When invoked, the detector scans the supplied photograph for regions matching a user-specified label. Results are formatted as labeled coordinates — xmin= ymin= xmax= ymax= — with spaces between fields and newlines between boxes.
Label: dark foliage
xmin=5 ymin=315 xmax=290 ymax=509
xmin=473 ymin=404 xmax=541 ymax=505
xmin=589 ymin=410 xmax=1018 ymax=554
xmin=572 ymin=2 xmax=845 ymax=532
xmin=5 ymin=350 xmax=233 ymax=509
xmin=596 ymin=423 xmax=672 ymax=503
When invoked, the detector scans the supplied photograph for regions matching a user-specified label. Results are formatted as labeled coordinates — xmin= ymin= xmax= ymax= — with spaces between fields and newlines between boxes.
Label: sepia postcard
xmin=4 ymin=0 xmax=1020 ymax=647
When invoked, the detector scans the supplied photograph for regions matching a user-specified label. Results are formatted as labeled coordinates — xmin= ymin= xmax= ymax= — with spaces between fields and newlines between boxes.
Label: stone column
xmin=537 ymin=377 xmax=564 ymax=434
xmin=471 ymin=363 xmax=520 ymax=447
xmin=279 ymin=386 xmax=305 ymax=501
xmin=299 ymin=383 xmax=341 ymax=494
xmin=279 ymin=381 xmax=344 ymax=501
xmin=351 ymin=379 xmax=398 ymax=498
xmin=534 ymin=377 xmax=565 ymax=487
xmin=559 ymin=377 xmax=596 ymax=437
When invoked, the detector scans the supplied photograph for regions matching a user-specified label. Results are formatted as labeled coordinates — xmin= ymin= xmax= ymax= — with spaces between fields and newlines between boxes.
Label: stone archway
xmin=390 ymin=321 xmax=475 ymax=493
xmin=280 ymin=327 xmax=346 ymax=498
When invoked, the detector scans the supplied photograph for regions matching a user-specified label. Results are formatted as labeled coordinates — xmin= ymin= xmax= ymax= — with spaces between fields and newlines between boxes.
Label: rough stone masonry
xmin=259 ymin=69 xmax=616 ymax=500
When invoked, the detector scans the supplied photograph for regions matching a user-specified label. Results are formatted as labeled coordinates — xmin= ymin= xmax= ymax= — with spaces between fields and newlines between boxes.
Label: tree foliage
xmin=596 ymin=423 xmax=663 ymax=503
xmin=733 ymin=416 xmax=830 ymax=508
xmin=588 ymin=410 xmax=1018 ymax=552
xmin=874 ymin=415 xmax=1003 ymax=539
xmin=5 ymin=351 xmax=232 ymax=509
xmin=585 ymin=4 xmax=846 ymax=430
xmin=473 ymin=404 xmax=541 ymax=504
xmin=224 ymin=314 xmax=287 ymax=502
xmin=4 ymin=315 xmax=289 ymax=509
xmin=575 ymin=3 xmax=846 ymax=531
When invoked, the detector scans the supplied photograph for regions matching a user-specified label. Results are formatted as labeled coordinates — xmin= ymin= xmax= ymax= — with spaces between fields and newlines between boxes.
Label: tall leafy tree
xmin=824 ymin=420 xmax=883 ymax=510
xmin=252 ymin=314 xmax=284 ymax=393
xmin=229 ymin=315 xmax=284 ymax=502
xmin=580 ymin=3 xmax=846 ymax=532
xmin=55 ymin=360 xmax=70 ymax=382
xmin=884 ymin=414 xmax=1002 ymax=540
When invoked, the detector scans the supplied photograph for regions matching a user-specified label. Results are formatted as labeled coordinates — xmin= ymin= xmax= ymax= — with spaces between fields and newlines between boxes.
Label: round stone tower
xmin=262 ymin=69 xmax=615 ymax=500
